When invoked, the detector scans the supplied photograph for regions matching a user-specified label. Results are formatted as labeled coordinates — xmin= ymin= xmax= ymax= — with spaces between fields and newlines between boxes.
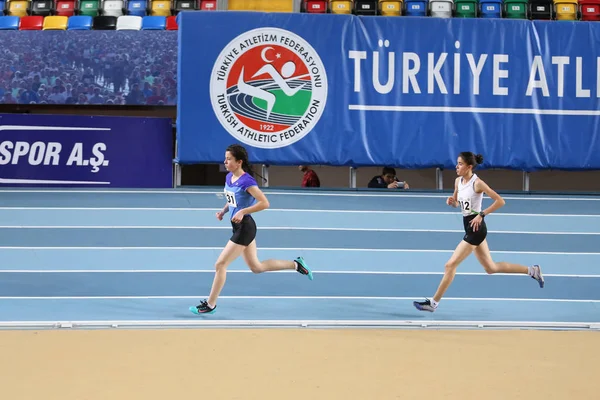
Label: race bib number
xmin=458 ymin=197 xmax=472 ymax=213
xmin=225 ymin=190 xmax=237 ymax=208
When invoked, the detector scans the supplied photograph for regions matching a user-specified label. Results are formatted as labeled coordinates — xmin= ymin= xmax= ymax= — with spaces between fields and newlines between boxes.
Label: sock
xmin=207 ymin=301 xmax=215 ymax=309
xmin=294 ymin=260 xmax=299 ymax=271
xmin=430 ymin=299 xmax=439 ymax=308
xmin=527 ymin=266 xmax=534 ymax=277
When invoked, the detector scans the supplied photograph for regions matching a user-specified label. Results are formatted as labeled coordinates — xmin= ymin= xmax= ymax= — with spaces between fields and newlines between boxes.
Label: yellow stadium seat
xmin=150 ymin=0 xmax=171 ymax=16
xmin=330 ymin=0 xmax=353 ymax=14
xmin=7 ymin=1 xmax=28 ymax=17
xmin=43 ymin=15 xmax=68 ymax=30
xmin=228 ymin=0 xmax=294 ymax=12
xmin=553 ymin=0 xmax=577 ymax=19
xmin=379 ymin=0 xmax=402 ymax=15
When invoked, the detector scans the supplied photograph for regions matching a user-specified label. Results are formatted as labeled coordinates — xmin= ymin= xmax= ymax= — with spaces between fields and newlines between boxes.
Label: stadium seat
xmin=42 ymin=15 xmax=68 ymax=29
xmin=429 ymin=0 xmax=454 ymax=17
xmin=330 ymin=0 xmax=353 ymax=13
xmin=304 ymin=0 xmax=327 ymax=12
xmin=150 ymin=0 xmax=171 ymax=15
xmin=228 ymin=0 xmax=294 ymax=11
xmin=116 ymin=15 xmax=142 ymax=29
xmin=29 ymin=0 xmax=54 ymax=16
xmin=19 ymin=15 xmax=44 ymax=30
xmin=529 ymin=0 xmax=553 ymax=19
xmin=580 ymin=0 xmax=600 ymax=20
xmin=142 ymin=15 xmax=166 ymax=29
xmin=404 ymin=0 xmax=427 ymax=15
xmin=127 ymin=0 xmax=147 ymax=16
xmin=554 ymin=0 xmax=578 ymax=19
xmin=479 ymin=0 xmax=502 ymax=17
xmin=354 ymin=0 xmax=377 ymax=14
xmin=78 ymin=0 xmax=100 ymax=16
xmin=54 ymin=0 xmax=75 ymax=16
xmin=454 ymin=0 xmax=477 ymax=16
xmin=67 ymin=15 xmax=92 ymax=29
xmin=6 ymin=0 xmax=28 ymax=17
xmin=503 ymin=0 xmax=528 ymax=17
xmin=0 ymin=1 xmax=5 ymax=14
xmin=166 ymin=15 xmax=178 ymax=29
xmin=379 ymin=0 xmax=402 ymax=15
xmin=93 ymin=15 xmax=117 ymax=29
xmin=173 ymin=0 xmax=196 ymax=13
xmin=102 ymin=0 xmax=124 ymax=16
xmin=199 ymin=0 xmax=217 ymax=9
xmin=0 ymin=15 xmax=20 ymax=30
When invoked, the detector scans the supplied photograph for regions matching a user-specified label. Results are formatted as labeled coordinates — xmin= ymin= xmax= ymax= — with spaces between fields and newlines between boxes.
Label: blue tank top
xmin=224 ymin=172 xmax=258 ymax=220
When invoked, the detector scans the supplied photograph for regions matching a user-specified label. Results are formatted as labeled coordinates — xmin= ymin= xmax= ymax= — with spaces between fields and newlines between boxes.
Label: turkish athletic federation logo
xmin=210 ymin=27 xmax=328 ymax=149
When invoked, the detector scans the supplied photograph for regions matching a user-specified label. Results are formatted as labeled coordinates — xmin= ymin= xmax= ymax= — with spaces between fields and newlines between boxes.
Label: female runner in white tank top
xmin=414 ymin=152 xmax=545 ymax=313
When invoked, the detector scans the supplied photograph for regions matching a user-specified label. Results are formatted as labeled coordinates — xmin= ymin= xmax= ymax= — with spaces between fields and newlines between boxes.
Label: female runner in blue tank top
xmin=413 ymin=152 xmax=545 ymax=313
xmin=190 ymin=144 xmax=313 ymax=315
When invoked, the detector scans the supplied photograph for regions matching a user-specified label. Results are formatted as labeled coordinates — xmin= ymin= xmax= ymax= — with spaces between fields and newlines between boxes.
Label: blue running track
xmin=0 ymin=188 xmax=599 ymax=330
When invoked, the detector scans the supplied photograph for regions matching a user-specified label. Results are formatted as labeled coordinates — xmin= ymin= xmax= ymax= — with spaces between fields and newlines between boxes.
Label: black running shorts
xmin=230 ymin=215 xmax=257 ymax=246
xmin=462 ymin=214 xmax=487 ymax=246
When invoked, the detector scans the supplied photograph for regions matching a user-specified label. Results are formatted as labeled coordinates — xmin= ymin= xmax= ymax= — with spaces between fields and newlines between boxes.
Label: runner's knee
xmin=247 ymin=261 xmax=264 ymax=274
xmin=482 ymin=261 xmax=498 ymax=274
xmin=215 ymin=260 xmax=229 ymax=273
xmin=444 ymin=261 xmax=459 ymax=272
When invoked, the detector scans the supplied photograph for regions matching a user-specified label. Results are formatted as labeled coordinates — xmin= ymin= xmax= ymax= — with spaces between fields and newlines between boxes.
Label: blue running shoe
xmin=413 ymin=299 xmax=436 ymax=312
xmin=295 ymin=257 xmax=313 ymax=280
xmin=189 ymin=300 xmax=216 ymax=315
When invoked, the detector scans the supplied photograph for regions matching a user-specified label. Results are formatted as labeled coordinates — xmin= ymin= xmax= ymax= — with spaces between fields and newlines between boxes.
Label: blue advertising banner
xmin=0 ymin=114 xmax=173 ymax=188
xmin=177 ymin=12 xmax=600 ymax=171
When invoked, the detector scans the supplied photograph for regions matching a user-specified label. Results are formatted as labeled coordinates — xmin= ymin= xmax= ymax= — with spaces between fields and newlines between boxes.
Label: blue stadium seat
xmin=404 ymin=0 xmax=427 ymax=15
xmin=479 ymin=0 xmax=502 ymax=16
xmin=0 ymin=1 xmax=4 ymax=14
xmin=0 ymin=15 xmax=20 ymax=30
xmin=141 ymin=15 xmax=166 ymax=29
xmin=127 ymin=0 xmax=148 ymax=15
xmin=67 ymin=15 xmax=92 ymax=29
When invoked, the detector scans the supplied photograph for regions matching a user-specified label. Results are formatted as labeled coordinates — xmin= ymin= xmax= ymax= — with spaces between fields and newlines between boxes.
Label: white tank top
xmin=457 ymin=174 xmax=483 ymax=217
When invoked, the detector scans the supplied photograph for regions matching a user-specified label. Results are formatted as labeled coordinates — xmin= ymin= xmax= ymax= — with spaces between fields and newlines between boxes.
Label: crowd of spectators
xmin=0 ymin=30 xmax=177 ymax=106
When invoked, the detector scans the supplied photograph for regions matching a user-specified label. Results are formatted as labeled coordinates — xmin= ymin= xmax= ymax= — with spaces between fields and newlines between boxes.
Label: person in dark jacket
xmin=368 ymin=167 xmax=409 ymax=189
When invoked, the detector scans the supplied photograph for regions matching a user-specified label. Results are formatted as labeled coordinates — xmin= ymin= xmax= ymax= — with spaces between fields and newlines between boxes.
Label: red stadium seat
xmin=19 ymin=16 xmax=44 ymax=30
xmin=55 ymin=0 xmax=75 ymax=16
xmin=580 ymin=0 xmax=600 ymax=20
xmin=166 ymin=15 xmax=178 ymax=30
xmin=305 ymin=0 xmax=327 ymax=12
xmin=200 ymin=0 xmax=217 ymax=10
